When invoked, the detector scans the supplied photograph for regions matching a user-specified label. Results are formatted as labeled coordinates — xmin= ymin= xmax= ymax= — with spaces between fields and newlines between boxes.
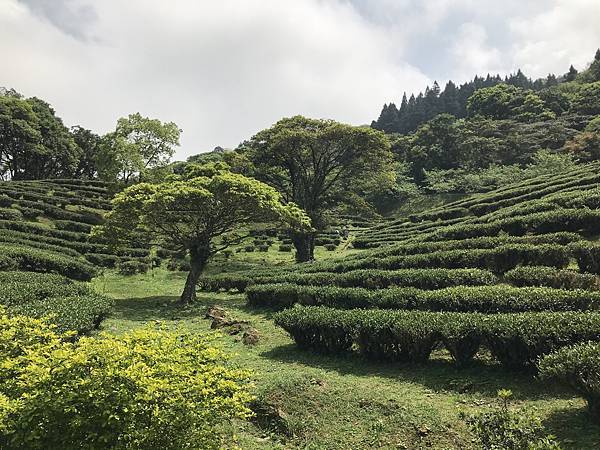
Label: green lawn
xmin=93 ymin=268 xmax=600 ymax=449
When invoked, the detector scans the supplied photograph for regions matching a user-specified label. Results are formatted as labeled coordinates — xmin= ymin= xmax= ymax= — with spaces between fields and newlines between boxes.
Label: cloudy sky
xmin=1 ymin=0 xmax=599 ymax=159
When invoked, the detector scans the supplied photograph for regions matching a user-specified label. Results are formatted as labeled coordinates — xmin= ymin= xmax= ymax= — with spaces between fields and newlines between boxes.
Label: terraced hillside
xmin=199 ymin=161 xmax=600 ymax=379
xmin=0 ymin=178 xmax=153 ymax=279
xmin=0 ymin=179 xmax=150 ymax=335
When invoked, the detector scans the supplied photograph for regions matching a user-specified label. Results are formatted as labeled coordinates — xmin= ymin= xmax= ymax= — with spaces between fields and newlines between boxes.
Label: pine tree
xmin=545 ymin=74 xmax=558 ymax=87
xmin=565 ymin=65 xmax=578 ymax=82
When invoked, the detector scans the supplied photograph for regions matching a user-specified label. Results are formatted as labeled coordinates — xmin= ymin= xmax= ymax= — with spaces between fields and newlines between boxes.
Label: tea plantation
xmin=192 ymin=160 xmax=600 ymax=446
xmin=0 ymin=178 xmax=152 ymax=334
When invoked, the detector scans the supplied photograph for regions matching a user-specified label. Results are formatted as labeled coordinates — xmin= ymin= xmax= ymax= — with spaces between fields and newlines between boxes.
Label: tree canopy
xmin=0 ymin=95 xmax=79 ymax=180
xmin=97 ymin=113 xmax=181 ymax=183
xmin=235 ymin=115 xmax=394 ymax=261
xmin=96 ymin=170 xmax=309 ymax=303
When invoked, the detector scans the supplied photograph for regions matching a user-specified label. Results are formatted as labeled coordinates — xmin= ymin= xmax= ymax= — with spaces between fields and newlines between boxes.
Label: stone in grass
xmin=242 ymin=328 xmax=260 ymax=345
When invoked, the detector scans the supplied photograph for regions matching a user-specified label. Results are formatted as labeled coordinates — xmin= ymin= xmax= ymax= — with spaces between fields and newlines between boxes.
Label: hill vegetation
xmin=1 ymin=50 xmax=600 ymax=448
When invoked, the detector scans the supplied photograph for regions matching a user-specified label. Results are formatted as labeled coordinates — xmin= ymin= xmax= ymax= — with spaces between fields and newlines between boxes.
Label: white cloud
xmin=1 ymin=0 xmax=430 ymax=159
xmin=450 ymin=23 xmax=504 ymax=80
xmin=1 ymin=0 xmax=598 ymax=160
xmin=509 ymin=0 xmax=600 ymax=77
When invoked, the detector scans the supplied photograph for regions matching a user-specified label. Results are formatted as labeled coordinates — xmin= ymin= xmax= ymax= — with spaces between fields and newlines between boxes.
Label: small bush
xmin=539 ymin=342 xmax=600 ymax=422
xmin=0 ymin=208 xmax=22 ymax=221
xmin=278 ymin=244 xmax=293 ymax=252
xmin=244 ymin=245 xmax=255 ymax=253
xmin=324 ymin=243 xmax=337 ymax=251
xmin=0 ymin=315 xmax=253 ymax=450
xmin=258 ymin=244 xmax=269 ymax=252
xmin=570 ymin=241 xmax=600 ymax=274
xmin=118 ymin=260 xmax=150 ymax=275
xmin=85 ymin=253 xmax=120 ymax=268
xmin=464 ymin=390 xmax=561 ymax=450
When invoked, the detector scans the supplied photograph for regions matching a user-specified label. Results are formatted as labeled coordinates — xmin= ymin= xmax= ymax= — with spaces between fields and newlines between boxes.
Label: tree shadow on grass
xmin=109 ymin=296 xmax=205 ymax=323
xmin=108 ymin=293 xmax=266 ymax=324
xmin=543 ymin=405 xmax=600 ymax=449
xmin=260 ymin=344 xmax=574 ymax=402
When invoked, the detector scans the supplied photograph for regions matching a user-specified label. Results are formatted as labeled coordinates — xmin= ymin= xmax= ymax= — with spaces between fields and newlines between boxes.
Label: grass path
xmin=93 ymin=269 xmax=600 ymax=449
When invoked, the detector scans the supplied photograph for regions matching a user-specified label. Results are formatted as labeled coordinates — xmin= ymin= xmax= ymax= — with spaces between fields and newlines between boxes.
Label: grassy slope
xmin=94 ymin=266 xmax=600 ymax=450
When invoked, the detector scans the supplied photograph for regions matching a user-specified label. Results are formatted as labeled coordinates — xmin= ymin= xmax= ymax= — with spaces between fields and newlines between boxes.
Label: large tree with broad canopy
xmin=95 ymin=170 xmax=309 ymax=304
xmin=234 ymin=116 xmax=394 ymax=262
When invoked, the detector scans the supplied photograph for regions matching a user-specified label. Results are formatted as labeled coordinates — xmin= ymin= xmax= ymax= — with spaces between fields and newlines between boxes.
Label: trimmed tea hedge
xmin=505 ymin=266 xmax=600 ymax=291
xmin=247 ymin=283 xmax=600 ymax=312
xmin=199 ymin=268 xmax=498 ymax=292
xmin=0 ymin=245 xmax=96 ymax=281
xmin=539 ymin=342 xmax=600 ymax=421
xmin=0 ymin=271 xmax=113 ymax=334
xmin=274 ymin=306 xmax=600 ymax=369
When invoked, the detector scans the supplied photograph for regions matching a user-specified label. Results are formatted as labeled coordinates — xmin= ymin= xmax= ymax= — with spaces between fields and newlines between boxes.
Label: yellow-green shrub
xmin=0 ymin=311 xmax=253 ymax=450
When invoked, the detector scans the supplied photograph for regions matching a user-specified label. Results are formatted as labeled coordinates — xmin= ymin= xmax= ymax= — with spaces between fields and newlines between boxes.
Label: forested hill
xmin=367 ymin=49 xmax=600 ymax=194
xmin=371 ymin=49 xmax=600 ymax=135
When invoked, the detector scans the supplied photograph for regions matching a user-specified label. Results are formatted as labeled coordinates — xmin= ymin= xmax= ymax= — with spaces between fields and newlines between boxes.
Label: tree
xmin=571 ymin=82 xmax=600 ymax=115
xmin=467 ymin=84 xmax=553 ymax=122
xmin=235 ymin=116 xmax=393 ymax=261
xmin=24 ymin=98 xmax=80 ymax=179
xmin=565 ymin=65 xmax=579 ymax=82
xmin=0 ymin=96 xmax=40 ymax=180
xmin=0 ymin=95 xmax=79 ymax=180
xmin=564 ymin=131 xmax=600 ymax=162
xmin=71 ymin=126 xmax=102 ymax=179
xmin=97 ymin=113 xmax=181 ymax=183
xmin=95 ymin=171 xmax=309 ymax=303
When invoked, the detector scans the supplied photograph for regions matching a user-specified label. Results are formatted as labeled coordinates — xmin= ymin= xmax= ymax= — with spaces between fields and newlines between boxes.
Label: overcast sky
xmin=1 ymin=0 xmax=599 ymax=160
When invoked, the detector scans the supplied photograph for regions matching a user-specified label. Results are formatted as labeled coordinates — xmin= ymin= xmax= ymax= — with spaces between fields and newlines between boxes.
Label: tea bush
xmin=247 ymin=283 xmax=600 ymax=313
xmin=539 ymin=342 xmax=600 ymax=422
xmin=570 ymin=241 xmax=600 ymax=274
xmin=0 ymin=245 xmax=96 ymax=281
xmin=505 ymin=266 xmax=600 ymax=290
xmin=274 ymin=306 xmax=600 ymax=369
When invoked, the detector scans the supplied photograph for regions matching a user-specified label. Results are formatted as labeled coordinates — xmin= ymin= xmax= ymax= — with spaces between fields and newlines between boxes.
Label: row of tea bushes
xmin=0 ymin=272 xmax=112 ymax=334
xmin=199 ymin=268 xmax=498 ymax=292
xmin=0 ymin=245 xmax=96 ymax=281
xmin=539 ymin=342 xmax=600 ymax=422
xmin=293 ymin=244 xmax=571 ymax=275
xmin=247 ymin=283 xmax=600 ymax=313
xmin=504 ymin=266 xmax=600 ymax=290
xmin=274 ymin=305 xmax=600 ymax=370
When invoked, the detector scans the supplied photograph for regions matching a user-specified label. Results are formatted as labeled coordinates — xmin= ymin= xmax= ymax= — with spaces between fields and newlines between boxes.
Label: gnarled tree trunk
xmin=179 ymin=243 xmax=211 ymax=304
xmin=291 ymin=231 xmax=315 ymax=263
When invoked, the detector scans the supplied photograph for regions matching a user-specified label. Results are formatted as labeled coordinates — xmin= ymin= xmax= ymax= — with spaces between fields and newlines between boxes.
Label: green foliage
xmin=96 ymin=171 xmax=310 ymax=302
xmin=0 ymin=95 xmax=80 ymax=180
xmin=505 ymin=266 xmax=600 ymax=291
xmin=0 ymin=244 xmax=96 ymax=281
xmin=236 ymin=115 xmax=393 ymax=260
xmin=569 ymin=241 xmax=600 ymax=274
xmin=0 ymin=207 xmax=22 ymax=221
xmin=0 ymin=271 xmax=112 ymax=334
xmin=200 ymin=268 xmax=498 ymax=292
xmin=464 ymin=390 xmax=561 ymax=449
xmin=539 ymin=342 xmax=600 ymax=422
xmin=467 ymin=84 xmax=554 ymax=122
xmin=0 ymin=314 xmax=253 ymax=449
xmin=97 ymin=112 xmax=181 ymax=183
xmin=570 ymin=82 xmax=600 ymax=115
xmin=274 ymin=306 xmax=600 ymax=369
xmin=117 ymin=259 xmax=150 ymax=275
xmin=247 ymin=283 xmax=600 ymax=313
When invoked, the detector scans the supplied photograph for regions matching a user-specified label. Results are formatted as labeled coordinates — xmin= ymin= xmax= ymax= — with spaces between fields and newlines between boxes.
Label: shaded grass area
xmin=93 ymin=269 xmax=600 ymax=449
